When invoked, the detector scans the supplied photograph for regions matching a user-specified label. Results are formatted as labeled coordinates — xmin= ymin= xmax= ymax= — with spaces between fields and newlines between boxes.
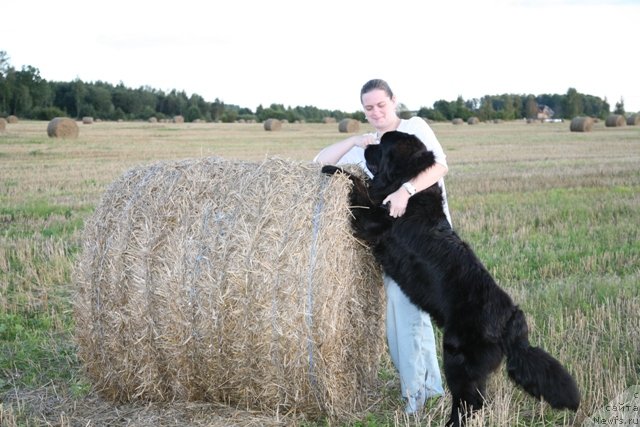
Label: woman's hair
xmin=360 ymin=79 xmax=394 ymax=101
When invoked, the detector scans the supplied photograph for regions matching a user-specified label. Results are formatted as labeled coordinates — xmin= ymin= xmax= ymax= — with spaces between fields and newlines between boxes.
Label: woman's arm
xmin=382 ymin=162 xmax=448 ymax=218
xmin=313 ymin=133 xmax=377 ymax=164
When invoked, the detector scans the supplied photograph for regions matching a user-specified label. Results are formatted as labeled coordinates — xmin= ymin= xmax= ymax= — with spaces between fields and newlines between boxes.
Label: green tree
xmin=524 ymin=95 xmax=538 ymax=119
xmin=81 ymin=83 xmax=114 ymax=118
xmin=614 ymin=98 xmax=625 ymax=115
xmin=564 ymin=87 xmax=583 ymax=119
xmin=477 ymin=96 xmax=496 ymax=121
xmin=71 ymin=78 xmax=86 ymax=118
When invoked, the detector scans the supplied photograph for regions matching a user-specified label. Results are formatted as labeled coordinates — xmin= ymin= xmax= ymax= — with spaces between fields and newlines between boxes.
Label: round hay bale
xmin=74 ymin=157 xmax=384 ymax=420
xmin=47 ymin=117 xmax=79 ymax=138
xmin=467 ymin=117 xmax=480 ymax=125
xmin=569 ymin=116 xmax=594 ymax=132
xmin=0 ymin=118 xmax=6 ymax=132
xmin=323 ymin=117 xmax=336 ymax=124
xmin=173 ymin=115 xmax=185 ymax=123
xmin=626 ymin=113 xmax=639 ymax=126
xmin=451 ymin=118 xmax=464 ymax=125
xmin=148 ymin=117 xmax=158 ymax=123
xmin=605 ymin=114 xmax=626 ymax=127
xmin=7 ymin=115 xmax=18 ymax=123
xmin=263 ymin=118 xmax=282 ymax=131
xmin=338 ymin=118 xmax=360 ymax=133
xmin=82 ymin=116 xmax=94 ymax=124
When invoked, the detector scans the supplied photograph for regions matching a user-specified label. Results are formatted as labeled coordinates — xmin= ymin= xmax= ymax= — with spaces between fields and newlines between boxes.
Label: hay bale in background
xmin=148 ymin=117 xmax=158 ymax=123
xmin=605 ymin=114 xmax=626 ymax=127
xmin=82 ymin=116 xmax=94 ymax=125
xmin=7 ymin=115 xmax=18 ymax=123
xmin=323 ymin=117 xmax=336 ymax=124
xmin=626 ymin=113 xmax=639 ymax=126
xmin=0 ymin=118 xmax=6 ymax=132
xmin=74 ymin=157 xmax=384 ymax=420
xmin=338 ymin=118 xmax=360 ymax=133
xmin=467 ymin=117 xmax=480 ymax=125
xmin=452 ymin=118 xmax=464 ymax=125
xmin=173 ymin=115 xmax=185 ymax=123
xmin=570 ymin=116 xmax=594 ymax=132
xmin=263 ymin=118 xmax=282 ymax=131
xmin=47 ymin=117 xmax=79 ymax=138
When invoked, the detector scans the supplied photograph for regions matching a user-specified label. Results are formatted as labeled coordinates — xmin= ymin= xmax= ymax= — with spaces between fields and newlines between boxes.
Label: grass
xmin=0 ymin=119 xmax=639 ymax=426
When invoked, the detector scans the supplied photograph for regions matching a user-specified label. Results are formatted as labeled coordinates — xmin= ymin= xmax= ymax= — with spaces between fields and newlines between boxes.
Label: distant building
xmin=537 ymin=105 xmax=555 ymax=120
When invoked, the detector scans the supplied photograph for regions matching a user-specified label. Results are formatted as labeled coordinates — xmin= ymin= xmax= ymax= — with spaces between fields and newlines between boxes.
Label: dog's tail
xmin=503 ymin=308 xmax=580 ymax=411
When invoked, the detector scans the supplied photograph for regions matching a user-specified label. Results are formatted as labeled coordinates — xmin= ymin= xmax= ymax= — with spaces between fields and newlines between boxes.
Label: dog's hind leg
xmin=443 ymin=334 xmax=492 ymax=427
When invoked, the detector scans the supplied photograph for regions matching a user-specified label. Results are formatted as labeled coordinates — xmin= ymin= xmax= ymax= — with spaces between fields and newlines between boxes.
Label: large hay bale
xmin=338 ymin=118 xmax=360 ymax=133
xmin=7 ymin=115 xmax=18 ymax=123
xmin=0 ymin=118 xmax=6 ymax=132
xmin=82 ymin=116 xmax=94 ymax=124
xmin=47 ymin=117 xmax=79 ymax=138
xmin=570 ymin=116 xmax=594 ymax=132
xmin=467 ymin=117 xmax=480 ymax=125
xmin=74 ymin=157 xmax=384 ymax=420
xmin=626 ymin=113 xmax=639 ymax=126
xmin=451 ymin=118 xmax=464 ymax=125
xmin=605 ymin=114 xmax=626 ymax=127
xmin=173 ymin=115 xmax=185 ymax=123
xmin=263 ymin=118 xmax=282 ymax=131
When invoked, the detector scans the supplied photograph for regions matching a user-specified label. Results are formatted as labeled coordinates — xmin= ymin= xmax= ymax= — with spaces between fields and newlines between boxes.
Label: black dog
xmin=322 ymin=131 xmax=580 ymax=426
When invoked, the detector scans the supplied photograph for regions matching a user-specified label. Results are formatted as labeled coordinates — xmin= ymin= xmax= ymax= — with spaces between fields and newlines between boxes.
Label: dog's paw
xmin=321 ymin=165 xmax=343 ymax=175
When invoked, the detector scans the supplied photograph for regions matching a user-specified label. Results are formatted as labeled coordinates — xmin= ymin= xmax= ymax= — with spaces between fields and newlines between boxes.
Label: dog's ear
xmin=364 ymin=144 xmax=382 ymax=176
xmin=406 ymin=144 xmax=436 ymax=176
xmin=382 ymin=131 xmax=436 ymax=178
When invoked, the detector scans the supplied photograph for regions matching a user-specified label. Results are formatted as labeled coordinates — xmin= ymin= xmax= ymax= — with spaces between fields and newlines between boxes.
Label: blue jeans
xmin=385 ymin=274 xmax=444 ymax=413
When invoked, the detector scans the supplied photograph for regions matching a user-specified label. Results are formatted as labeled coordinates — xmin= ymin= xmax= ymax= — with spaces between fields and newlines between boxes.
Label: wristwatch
xmin=402 ymin=181 xmax=417 ymax=196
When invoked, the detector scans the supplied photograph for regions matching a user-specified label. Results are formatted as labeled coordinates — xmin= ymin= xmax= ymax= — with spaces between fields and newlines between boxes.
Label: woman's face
xmin=361 ymin=89 xmax=398 ymax=131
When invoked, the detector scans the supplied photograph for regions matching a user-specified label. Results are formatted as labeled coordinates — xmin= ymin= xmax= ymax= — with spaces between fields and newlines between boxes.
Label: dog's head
xmin=365 ymin=131 xmax=436 ymax=188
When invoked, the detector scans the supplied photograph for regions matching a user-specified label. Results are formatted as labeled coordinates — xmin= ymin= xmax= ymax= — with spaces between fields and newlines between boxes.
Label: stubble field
xmin=1 ymin=119 xmax=639 ymax=426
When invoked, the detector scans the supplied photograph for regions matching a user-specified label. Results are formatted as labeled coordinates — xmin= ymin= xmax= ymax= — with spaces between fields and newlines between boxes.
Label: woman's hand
xmin=383 ymin=188 xmax=411 ymax=218
xmin=354 ymin=133 xmax=377 ymax=149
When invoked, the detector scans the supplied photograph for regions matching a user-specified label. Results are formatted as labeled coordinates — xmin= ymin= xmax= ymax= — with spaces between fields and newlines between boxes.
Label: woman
xmin=314 ymin=79 xmax=452 ymax=414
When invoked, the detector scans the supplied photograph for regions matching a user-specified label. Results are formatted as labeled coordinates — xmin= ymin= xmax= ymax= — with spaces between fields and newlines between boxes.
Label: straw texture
xmin=47 ymin=117 xmax=79 ymax=138
xmin=338 ymin=119 xmax=360 ymax=133
xmin=74 ymin=156 xmax=384 ymax=420
xmin=605 ymin=114 xmax=626 ymax=127
xmin=570 ymin=116 xmax=594 ymax=132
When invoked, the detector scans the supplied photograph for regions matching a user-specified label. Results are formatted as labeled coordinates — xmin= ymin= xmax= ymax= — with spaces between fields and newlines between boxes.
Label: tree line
xmin=0 ymin=50 xmax=626 ymax=123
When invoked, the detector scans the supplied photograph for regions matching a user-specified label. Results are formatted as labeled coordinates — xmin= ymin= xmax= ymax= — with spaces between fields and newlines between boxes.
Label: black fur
xmin=322 ymin=131 xmax=580 ymax=426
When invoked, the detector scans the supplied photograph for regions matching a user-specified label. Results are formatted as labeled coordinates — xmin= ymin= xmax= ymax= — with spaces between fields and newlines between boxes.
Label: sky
xmin=2 ymin=0 xmax=639 ymax=113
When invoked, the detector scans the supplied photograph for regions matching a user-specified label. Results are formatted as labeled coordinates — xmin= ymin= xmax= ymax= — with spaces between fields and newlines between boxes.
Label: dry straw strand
xmin=605 ymin=114 xmax=626 ymax=127
xmin=338 ymin=119 xmax=360 ymax=133
xmin=47 ymin=117 xmax=79 ymax=138
xmin=570 ymin=116 xmax=594 ymax=132
xmin=263 ymin=119 xmax=282 ymax=131
xmin=74 ymin=157 xmax=384 ymax=420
